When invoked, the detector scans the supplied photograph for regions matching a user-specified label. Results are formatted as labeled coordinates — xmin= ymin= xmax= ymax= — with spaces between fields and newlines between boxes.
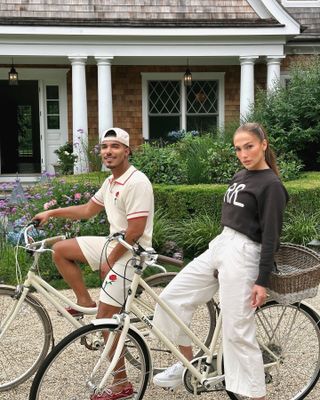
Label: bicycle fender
xmin=0 ymin=284 xmax=17 ymax=291
xmin=91 ymin=318 xmax=121 ymax=327
xmin=91 ymin=318 xmax=149 ymax=342
xmin=300 ymin=301 xmax=320 ymax=319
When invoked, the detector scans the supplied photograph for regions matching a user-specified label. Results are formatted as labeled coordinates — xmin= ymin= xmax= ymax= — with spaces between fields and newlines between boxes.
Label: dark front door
xmin=0 ymin=80 xmax=41 ymax=174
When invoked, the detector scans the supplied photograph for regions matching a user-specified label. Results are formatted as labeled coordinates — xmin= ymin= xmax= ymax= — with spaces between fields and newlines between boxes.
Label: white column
xmin=267 ymin=56 xmax=284 ymax=92
xmin=239 ymin=56 xmax=258 ymax=121
xmin=95 ymin=57 xmax=114 ymax=139
xmin=68 ymin=56 xmax=88 ymax=174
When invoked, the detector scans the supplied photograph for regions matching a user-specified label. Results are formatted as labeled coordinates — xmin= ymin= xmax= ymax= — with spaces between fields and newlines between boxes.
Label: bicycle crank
xmin=182 ymin=355 xmax=225 ymax=394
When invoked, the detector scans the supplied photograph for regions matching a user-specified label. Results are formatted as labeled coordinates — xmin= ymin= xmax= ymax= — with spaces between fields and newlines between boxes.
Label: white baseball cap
xmin=100 ymin=128 xmax=130 ymax=147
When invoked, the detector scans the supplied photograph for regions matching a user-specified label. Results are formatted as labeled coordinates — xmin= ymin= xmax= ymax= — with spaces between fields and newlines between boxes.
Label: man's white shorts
xmin=76 ymin=236 xmax=134 ymax=307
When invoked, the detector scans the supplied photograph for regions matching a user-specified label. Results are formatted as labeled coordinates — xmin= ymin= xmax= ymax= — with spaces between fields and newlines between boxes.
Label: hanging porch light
xmin=8 ymin=59 xmax=18 ymax=85
xmin=184 ymin=58 xmax=192 ymax=87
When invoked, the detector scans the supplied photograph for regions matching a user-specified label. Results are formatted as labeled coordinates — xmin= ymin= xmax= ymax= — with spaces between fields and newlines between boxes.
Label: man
xmin=34 ymin=127 xmax=154 ymax=399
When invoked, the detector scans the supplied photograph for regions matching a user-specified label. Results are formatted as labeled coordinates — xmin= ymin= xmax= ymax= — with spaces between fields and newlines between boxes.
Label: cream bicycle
xmin=29 ymin=232 xmax=320 ymax=400
xmin=0 ymin=223 xmax=215 ymax=391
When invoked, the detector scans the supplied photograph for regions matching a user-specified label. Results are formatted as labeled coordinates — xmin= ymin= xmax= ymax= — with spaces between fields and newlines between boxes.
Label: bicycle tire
xmin=29 ymin=322 xmax=151 ymax=400
xmin=226 ymin=301 xmax=320 ymax=400
xmin=133 ymin=272 xmax=216 ymax=373
xmin=0 ymin=285 xmax=53 ymax=391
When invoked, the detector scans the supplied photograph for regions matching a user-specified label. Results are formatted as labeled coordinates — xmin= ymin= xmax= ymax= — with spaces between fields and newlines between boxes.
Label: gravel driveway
xmin=2 ymin=287 xmax=320 ymax=400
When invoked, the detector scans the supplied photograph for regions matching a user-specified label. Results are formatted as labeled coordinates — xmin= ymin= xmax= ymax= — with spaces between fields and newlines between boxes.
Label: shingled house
xmin=0 ymin=0 xmax=319 ymax=178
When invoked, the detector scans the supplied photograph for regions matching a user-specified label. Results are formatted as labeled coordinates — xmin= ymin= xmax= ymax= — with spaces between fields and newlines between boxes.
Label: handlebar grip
xmin=31 ymin=219 xmax=41 ymax=228
xmin=157 ymin=254 xmax=184 ymax=268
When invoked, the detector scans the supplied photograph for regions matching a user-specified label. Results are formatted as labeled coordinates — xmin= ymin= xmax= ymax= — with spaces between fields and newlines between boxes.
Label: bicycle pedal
xmin=57 ymin=310 xmax=84 ymax=319
xmin=159 ymin=385 xmax=180 ymax=393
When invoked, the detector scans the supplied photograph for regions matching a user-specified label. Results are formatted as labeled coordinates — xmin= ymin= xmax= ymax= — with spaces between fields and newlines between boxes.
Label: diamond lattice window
xmin=187 ymin=81 xmax=218 ymax=115
xmin=149 ymin=81 xmax=180 ymax=114
xmin=147 ymin=79 xmax=219 ymax=139
xmin=186 ymin=81 xmax=219 ymax=133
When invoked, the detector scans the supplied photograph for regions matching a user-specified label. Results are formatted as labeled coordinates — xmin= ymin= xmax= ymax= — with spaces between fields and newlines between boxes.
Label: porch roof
xmin=0 ymin=17 xmax=281 ymax=28
xmin=0 ymin=0 xmax=281 ymax=27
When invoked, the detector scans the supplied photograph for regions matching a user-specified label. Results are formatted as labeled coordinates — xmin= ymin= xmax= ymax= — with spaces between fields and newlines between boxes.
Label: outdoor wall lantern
xmin=184 ymin=58 xmax=192 ymax=87
xmin=8 ymin=59 xmax=18 ymax=85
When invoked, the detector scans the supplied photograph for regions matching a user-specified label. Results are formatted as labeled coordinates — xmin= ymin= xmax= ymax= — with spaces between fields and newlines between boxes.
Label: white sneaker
xmin=153 ymin=362 xmax=184 ymax=387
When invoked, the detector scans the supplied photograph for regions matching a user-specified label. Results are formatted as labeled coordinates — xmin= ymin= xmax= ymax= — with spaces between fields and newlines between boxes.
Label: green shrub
xmin=277 ymin=152 xmax=304 ymax=181
xmin=203 ymin=140 xmax=240 ymax=184
xmin=151 ymin=208 xmax=175 ymax=251
xmin=281 ymin=211 xmax=320 ymax=245
xmin=54 ymin=142 xmax=78 ymax=175
xmin=284 ymin=172 xmax=320 ymax=216
xmin=154 ymin=183 xmax=226 ymax=221
xmin=172 ymin=132 xmax=242 ymax=184
xmin=130 ymin=143 xmax=187 ymax=184
xmin=175 ymin=134 xmax=218 ymax=184
xmin=247 ymin=56 xmax=320 ymax=170
xmin=173 ymin=213 xmax=221 ymax=258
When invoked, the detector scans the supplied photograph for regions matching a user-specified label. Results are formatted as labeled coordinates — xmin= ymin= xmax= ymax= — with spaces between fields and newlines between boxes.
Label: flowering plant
xmin=54 ymin=142 xmax=78 ymax=175
xmin=167 ymin=129 xmax=199 ymax=142
xmin=87 ymin=142 xmax=102 ymax=172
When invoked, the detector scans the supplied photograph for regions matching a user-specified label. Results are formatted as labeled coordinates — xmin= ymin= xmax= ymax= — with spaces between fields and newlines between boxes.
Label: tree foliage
xmin=247 ymin=57 xmax=320 ymax=170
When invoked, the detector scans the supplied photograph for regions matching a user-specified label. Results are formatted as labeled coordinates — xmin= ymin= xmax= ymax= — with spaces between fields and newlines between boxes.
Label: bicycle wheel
xmin=0 ymin=285 xmax=53 ymax=391
xmin=29 ymin=322 xmax=151 ymax=400
xmin=227 ymin=301 xmax=320 ymax=400
xmin=133 ymin=272 xmax=217 ymax=373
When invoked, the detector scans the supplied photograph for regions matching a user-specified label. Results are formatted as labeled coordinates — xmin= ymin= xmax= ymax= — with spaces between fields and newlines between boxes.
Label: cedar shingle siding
xmin=286 ymin=8 xmax=320 ymax=40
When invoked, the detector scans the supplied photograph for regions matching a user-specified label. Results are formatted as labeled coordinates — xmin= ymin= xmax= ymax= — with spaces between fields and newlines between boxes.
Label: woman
xmin=152 ymin=122 xmax=289 ymax=400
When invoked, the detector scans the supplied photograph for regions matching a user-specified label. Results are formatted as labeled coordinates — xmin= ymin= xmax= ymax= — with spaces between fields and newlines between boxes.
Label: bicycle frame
xmin=90 ymin=267 xmax=282 ymax=394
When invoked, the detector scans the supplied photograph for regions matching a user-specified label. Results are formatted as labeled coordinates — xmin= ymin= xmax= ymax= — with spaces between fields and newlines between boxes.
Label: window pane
xmin=46 ymin=85 xmax=60 ymax=129
xmin=187 ymin=115 xmax=217 ymax=134
xmin=46 ymin=86 xmax=59 ymax=99
xmin=149 ymin=116 xmax=180 ymax=140
xmin=47 ymin=101 xmax=59 ymax=114
xmin=187 ymin=81 xmax=218 ymax=114
xmin=148 ymin=81 xmax=180 ymax=114
xmin=47 ymin=116 xmax=60 ymax=129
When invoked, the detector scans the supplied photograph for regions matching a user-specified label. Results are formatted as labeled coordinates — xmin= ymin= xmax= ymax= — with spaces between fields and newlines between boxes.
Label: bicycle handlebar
xmin=22 ymin=222 xmax=66 ymax=252
xmin=157 ymin=254 xmax=184 ymax=268
xmin=27 ymin=235 xmax=66 ymax=250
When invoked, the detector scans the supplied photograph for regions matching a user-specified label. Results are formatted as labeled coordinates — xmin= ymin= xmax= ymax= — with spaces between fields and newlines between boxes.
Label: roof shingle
xmin=285 ymin=7 xmax=320 ymax=40
xmin=0 ymin=0 xmax=261 ymax=22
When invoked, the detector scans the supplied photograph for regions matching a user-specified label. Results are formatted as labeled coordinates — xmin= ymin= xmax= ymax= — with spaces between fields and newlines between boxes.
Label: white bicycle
xmin=0 ymin=223 xmax=215 ymax=391
xmin=29 ymin=232 xmax=320 ymax=400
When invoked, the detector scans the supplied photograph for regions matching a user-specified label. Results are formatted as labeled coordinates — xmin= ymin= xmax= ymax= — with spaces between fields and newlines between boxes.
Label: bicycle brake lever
xmin=27 ymin=219 xmax=40 ymax=228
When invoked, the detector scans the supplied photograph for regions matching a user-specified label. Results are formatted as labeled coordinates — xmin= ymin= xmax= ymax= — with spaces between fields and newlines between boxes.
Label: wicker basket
xmin=268 ymin=243 xmax=320 ymax=304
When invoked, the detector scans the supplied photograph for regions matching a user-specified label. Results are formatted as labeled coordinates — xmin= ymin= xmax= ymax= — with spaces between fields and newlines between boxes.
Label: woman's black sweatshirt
xmin=221 ymin=168 xmax=289 ymax=287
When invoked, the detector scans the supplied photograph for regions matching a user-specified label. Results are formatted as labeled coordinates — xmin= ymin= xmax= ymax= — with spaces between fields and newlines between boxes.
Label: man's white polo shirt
xmin=92 ymin=165 xmax=154 ymax=248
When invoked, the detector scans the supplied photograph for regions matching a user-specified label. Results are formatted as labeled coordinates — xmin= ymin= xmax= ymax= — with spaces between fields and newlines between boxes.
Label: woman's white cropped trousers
xmin=153 ymin=227 xmax=266 ymax=398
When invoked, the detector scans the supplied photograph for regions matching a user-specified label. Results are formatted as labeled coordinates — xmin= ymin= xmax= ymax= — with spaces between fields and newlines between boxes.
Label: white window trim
xmin=282 ymin=0 xmax=320 ymax=7
xmin=141 ymin=72 xmax=225 ymax=141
